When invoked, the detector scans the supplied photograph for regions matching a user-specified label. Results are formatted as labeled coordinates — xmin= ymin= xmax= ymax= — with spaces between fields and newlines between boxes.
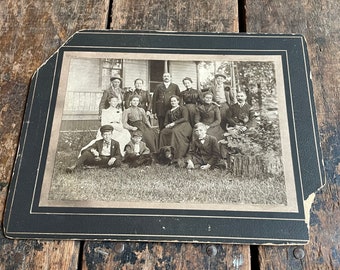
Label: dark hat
xmin=214 ymin=73 xmax=226 ymax=79
xmin=132 ymin=130 xmax=143 ymax=137
xmin=100 ymin=125 xmax=114 ymax=133
xmin=110 ymin=74 xmax=122 ymax=82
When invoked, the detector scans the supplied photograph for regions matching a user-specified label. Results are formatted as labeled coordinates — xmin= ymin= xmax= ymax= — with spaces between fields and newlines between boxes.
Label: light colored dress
xmin=98 ymin=106 xmax=131 ymax=154
xmin=79 ymin=106 xmax=130 ymax=157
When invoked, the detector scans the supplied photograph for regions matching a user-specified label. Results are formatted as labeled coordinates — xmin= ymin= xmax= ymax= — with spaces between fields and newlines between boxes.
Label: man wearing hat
xmin=99 ymin=75 xmax=124 ymax=117
xmin=66 ymin=125 xmax=122 ymax=173
xmin=206 ymin=73 xmax=236 ymax=130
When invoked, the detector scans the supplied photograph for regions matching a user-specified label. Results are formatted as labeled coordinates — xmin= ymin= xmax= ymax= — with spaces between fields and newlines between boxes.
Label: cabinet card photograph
xmin=41 ymin=52 xmax=296 ymax=212
xmin=4 ymin=31 xmax=324 ymax=244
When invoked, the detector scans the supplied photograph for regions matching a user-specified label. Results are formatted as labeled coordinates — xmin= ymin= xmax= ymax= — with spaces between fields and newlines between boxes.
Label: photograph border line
xmin=37 ymin=47 xmax=302 ymax=213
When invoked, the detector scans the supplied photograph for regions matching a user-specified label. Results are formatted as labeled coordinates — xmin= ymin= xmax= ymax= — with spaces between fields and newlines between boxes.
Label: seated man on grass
xmin=185 ymin=122 xmax=223 ymax=170
xmin=66 ymin=125 xmax=122 ymax=173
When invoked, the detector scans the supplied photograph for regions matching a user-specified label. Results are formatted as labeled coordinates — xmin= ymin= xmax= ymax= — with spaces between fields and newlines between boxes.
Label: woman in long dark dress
xmin=180 ymin=77 xmax=202 ymax=127
xmin=124 ymin=78 xmax=152 ymax=114
xmin=159 ymin=95 xmax=192 ymax=159
xmin=194 ymin=91 xmax=224 ymax=141
xmin=122 ymin=95 xmax=158 ymax=153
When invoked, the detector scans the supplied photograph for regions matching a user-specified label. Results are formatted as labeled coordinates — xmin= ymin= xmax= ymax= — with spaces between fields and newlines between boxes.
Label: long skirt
xmin=129 ymin=120 xmax=159 ymax=153
xmin=206 ymin=125 xmax=224 ymax=141
xmin=185 ymin=104 xmax=197 ymax=128
xmin=159 ymin=122 xmax=192 ymax=159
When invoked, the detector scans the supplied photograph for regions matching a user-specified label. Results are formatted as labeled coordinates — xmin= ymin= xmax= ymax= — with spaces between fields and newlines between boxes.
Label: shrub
xmin=57 ymin=130 xmax=97 ymax=152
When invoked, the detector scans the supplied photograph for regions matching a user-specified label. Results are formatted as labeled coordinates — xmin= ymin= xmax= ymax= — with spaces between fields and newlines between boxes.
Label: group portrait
xmin=41 ymin=52 xmax=297 ymax=212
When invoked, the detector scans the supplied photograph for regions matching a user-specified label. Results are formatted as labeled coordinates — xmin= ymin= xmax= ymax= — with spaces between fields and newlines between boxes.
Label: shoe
xmin=65 ymin=165 xmax=76 ymax=173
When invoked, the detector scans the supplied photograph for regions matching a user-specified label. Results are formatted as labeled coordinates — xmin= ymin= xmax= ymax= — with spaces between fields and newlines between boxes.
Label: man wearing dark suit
xmin=185 ymin=122 xmax=221 ymax=170
xmin=152 ymin=72 xmax=181 ymax=130
xmin=66 ymin=125 xmax=122 ymax=173
xmin=226 ymin=90 xmax=255 ymax=132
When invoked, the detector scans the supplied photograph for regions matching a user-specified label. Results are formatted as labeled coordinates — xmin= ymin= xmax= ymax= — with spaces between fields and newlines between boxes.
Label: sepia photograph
xmin=40 ymin=51 xmax=297 ymax=212
xmin=4 ymin=31 xmax=323 ymax=243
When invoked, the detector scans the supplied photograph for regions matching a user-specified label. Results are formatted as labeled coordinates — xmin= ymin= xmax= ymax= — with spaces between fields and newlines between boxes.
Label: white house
xmin=61 ymin=58 xmax=201 ymax=131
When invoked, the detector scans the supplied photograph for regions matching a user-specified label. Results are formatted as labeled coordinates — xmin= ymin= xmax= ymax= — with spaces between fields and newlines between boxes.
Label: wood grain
xmin=246 ymin=0 xmax=340 ymax=269
xmin=82 ymin=241 xmax=249 ymax=270
xmin=0 ymin=1 xmax=109 ymax=269
xmin=2 ymin=0 xmax=338 ymax=268
xmin=110 ymin=0 xmax=239 ymax=32
xmin=0 ymin=236 xmax=80 ymax=270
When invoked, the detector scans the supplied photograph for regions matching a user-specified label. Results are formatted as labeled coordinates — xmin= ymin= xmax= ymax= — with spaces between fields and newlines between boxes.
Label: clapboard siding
xmin=67 ymin=58 xmax=101 ymax=92
xmin=60 ymin=119 xmax=100 ymax=131
xmin=170 ymin=61 xmax=198 ymax=91
xmin=63 ymin=91 xmax=102 ymax=115
xmin=123 ymin=59 xmax=149 ymax=89
xmin=63 ymin=58 xmax=103 ymax=124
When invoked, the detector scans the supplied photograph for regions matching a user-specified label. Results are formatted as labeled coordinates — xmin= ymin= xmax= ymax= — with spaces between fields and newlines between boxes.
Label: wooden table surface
xmin=1 ymin=1 xmax=339 ymax=269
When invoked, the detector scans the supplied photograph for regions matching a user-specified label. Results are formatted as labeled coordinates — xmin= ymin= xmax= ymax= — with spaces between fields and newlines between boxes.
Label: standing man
xmin=152 ymin=72 xmax=181 ymax=130
xmin=99 ymin=75 xmax=124 ymax=117
xmin=208 ymin=73 xmax=236 ymax=130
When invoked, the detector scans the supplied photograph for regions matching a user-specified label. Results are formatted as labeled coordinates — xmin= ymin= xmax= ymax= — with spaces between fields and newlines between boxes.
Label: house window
xmin=149 ymin=60 xmax=168 ymax=92
xmin=101 ymin=59 xmax=123 ymax=90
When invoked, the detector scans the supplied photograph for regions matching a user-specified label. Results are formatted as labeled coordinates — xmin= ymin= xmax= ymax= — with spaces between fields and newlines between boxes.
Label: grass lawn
xmin=48 ymin=151 xmax=287 ymax=207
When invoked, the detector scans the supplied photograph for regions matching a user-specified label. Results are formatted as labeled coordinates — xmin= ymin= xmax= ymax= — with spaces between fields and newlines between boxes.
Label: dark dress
xmin=195 ymin=103 xmax=224 ymax=141
xmin=122 ymin=107 xmax=159 ymax=153
xmin=159 ymin=106 xmax=192 ymax=159
xmin=124 ymin=89 xmax=152 ymax=112
xmin=180 ymin=88 xmax=202 ymax=127
xmin=203 ymin=85 xmax=236 ymax=130
xmin=152 ymin=82 xmax=181 ymax=129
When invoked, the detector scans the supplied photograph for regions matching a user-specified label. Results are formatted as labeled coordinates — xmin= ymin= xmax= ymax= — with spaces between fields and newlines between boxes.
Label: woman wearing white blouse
xmin=98 ymin=97 xmax=131 ymax=154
